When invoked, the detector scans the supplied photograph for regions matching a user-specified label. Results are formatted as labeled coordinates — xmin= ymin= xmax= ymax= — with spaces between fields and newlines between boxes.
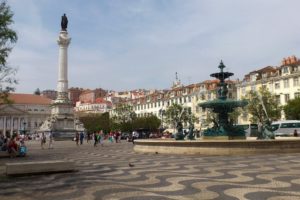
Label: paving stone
xmin=0 ymin=140 xmax=300 ymax=199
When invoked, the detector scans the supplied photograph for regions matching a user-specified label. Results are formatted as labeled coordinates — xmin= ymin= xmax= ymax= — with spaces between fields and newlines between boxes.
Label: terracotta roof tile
xmin=8 ymin=93 xmax=52 ymax=105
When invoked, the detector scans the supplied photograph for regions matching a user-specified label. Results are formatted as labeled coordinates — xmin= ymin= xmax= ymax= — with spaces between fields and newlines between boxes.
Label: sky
xmin=7 ymin=0 xmax=300 ymax=93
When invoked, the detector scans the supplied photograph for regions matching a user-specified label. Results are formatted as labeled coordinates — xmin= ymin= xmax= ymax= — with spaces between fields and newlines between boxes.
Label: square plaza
xmin=1 ymin=141 xmax=300 ymax=200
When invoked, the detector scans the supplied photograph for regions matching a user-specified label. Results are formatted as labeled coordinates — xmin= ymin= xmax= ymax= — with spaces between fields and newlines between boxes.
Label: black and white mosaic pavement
xmin=1 ymin=140 xmax=300 ymax=200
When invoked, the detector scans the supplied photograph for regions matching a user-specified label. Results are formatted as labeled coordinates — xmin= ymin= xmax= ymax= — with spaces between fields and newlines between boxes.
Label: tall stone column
xmin=55 ymin=31 xmax=71 ymax=104
xmin=38 ymin=14 xmax=84 ymax=140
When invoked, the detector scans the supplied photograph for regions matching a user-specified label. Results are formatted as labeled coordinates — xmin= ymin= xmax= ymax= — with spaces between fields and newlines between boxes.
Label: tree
xmin=133 ymin=115 xmax=161 ymax=131
xmin=245 ymin=87 xmax=281 ymax=123
xmin=79 ymin=112 xmax=110 ymax=133
xmin=164 ymin=103 xmax=191 ymax=129
xmin=34 ymin=88 xmax=41 ymax=95
xmin=228 ymin=108 xmax=243 ymax=124
xmin=112 ymin=104 xmax=136 ymax=123
xmin=0 ymin=1 xmax=18 ymax=104
xmin=283 ymin=97 xmax=300 ymax=120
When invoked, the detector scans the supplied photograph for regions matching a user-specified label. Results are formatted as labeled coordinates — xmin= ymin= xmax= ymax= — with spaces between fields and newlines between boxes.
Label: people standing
xmin=75 ymin=132 xmax=79 ymax=146
xmin=87 ymin=132 xmax=90 ymax=143
xmin=19 ymin=138 xmax=27 ymax=156
xmin=99 ymin=130 xmax=104 ymax=146
xmin=294 ymin=129 xmax=298 ymax=137
xmin=109 ymin=131 xmax=114 ymax=143
xmin=94 ymin=132 xmax=98 ymax=147
xmin=48 ymin=131 xmax=53 ymax=149
xmin=80 ymin=132 xmax=84 ymax=145
xmin=115 ymin=131 xmax=120 ymax=143
xmin=41 ymin=132 xmax=46 ymax=149
xmin=8 ymin=136 xmax=18 ymax=157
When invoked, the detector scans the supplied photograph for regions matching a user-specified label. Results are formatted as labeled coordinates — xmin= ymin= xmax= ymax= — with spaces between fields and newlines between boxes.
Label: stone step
xmin=5 ymin=160 xmax=75 ymax=176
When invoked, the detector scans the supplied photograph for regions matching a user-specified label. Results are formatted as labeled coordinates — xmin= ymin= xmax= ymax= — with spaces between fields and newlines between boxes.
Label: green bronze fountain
xmin=199 ymin=61 xmax=248 ymax=139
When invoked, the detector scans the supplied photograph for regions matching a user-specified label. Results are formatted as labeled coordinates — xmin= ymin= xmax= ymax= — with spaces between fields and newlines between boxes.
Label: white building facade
xmin=0 ymin=94 xmax=51 ymax=137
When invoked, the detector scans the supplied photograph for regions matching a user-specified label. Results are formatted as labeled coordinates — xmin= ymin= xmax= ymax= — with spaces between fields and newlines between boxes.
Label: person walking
xmin=94 ymin=132 xmax=98 ymax=147
xmin=99 ymin=130 xmax=104 ymax=147
xmin=8 ymin=136 xmax=18 ymax=157
xmin=80 ymin=132 xmax=84 ymax=145
xmin=86 ymin=132 xmax=90 ymax=143
xmin=75 ymin=132 xmax=79 ymax=146
xmin=48 ymin=131 xmax=54 ymax=149
xmin=41 ymin=132 xmax=46 ymax=149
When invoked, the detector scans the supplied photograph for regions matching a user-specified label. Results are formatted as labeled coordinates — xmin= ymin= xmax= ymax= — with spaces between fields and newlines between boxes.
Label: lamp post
xmin=23 ymin=122 xmax=27 ymax=135
xmin=159 ymin=109 xmax=165 ymax=137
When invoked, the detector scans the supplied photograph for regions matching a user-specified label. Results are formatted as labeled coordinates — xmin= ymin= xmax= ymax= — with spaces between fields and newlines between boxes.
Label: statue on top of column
xmin=61 ymin=13 xmax=68 ymax=31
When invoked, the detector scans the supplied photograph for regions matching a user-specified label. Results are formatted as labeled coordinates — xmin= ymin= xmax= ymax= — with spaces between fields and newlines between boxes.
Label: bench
xmin=5 ymin=160 xmax=75 ymax=176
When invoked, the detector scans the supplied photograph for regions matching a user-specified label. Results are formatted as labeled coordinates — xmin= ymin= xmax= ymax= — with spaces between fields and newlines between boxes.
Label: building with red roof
xmin=0 ymin=93 xmax=52 ymax=137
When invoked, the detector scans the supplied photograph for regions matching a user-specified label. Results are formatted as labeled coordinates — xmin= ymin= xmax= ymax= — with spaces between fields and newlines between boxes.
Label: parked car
xmin=121 ymin=132 xmax=130 ymax=140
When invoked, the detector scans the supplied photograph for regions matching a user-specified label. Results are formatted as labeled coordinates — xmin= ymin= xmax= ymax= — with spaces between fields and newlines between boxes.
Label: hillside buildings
xmin=3 ymin=55 xmax=300 ymax=134
xmin=236 ymin=55 xmax=300 ymax=123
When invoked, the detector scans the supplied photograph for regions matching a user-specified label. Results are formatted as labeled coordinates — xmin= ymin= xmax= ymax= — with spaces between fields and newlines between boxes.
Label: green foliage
xmin=133 ymin=115 xmax=161 ymax=130
xmin=113 ymin=104 xmax=136 ymax=123
xmin=283 ymin=97 xmax=300 ymax=120
xmin=79 ymin=112 xmax=110 ymax=133
xmin=228 ymin=108 xmax=243 ymax=124
xmin=245 ymin=87 xmax=281 ymax=123
xmin=110 ymin=113 xmax=161 ymax=132
xmin=0 ymin=1 xmax=18 ymax=103
xmin=164 ymin=103 xmax=193 ymax=128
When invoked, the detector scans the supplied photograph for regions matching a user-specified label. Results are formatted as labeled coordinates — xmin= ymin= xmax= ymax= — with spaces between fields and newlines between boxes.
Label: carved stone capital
xmin=57 ymin=31 xmax=71 ymax=46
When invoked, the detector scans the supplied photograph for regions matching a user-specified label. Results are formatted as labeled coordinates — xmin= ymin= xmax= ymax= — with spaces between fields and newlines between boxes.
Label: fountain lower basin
xmin=134 ymin=138 xmax=300 ymax=155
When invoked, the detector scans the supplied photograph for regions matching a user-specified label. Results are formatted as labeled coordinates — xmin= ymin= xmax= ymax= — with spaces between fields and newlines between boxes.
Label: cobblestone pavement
xmin=1 ymin=140 xmax=300 ymax=200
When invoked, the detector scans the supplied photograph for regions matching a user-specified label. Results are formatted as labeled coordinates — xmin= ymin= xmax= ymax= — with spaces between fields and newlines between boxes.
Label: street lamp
xmin=23 ymin=122 xmax=27 ymax=135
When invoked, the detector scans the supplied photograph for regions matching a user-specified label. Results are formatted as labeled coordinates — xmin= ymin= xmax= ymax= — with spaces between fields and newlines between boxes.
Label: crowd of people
xmin=0 ymin=132 xmax=27 ymax=157
xmin=0 ymin=130 xmax=141 ymax=158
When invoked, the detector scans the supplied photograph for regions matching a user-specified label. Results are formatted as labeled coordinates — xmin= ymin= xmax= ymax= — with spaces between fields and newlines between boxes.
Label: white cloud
xmin=6 ymin=0 xmax=300 ymax=93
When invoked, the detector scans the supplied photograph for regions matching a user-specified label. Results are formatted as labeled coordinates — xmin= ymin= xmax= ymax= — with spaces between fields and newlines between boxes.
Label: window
xmin=242 ymin=87 xmax=246 ymax=95
xmin=283 ymin=67 xmax=289 ymax=73
xmin=295 ymin=92 xmax=300 ymax=98
xmin=275 ymin=82 xmax=280 ymax=89
xmin=262 ymin=73 xmax=268 ymax=78
xmin=284 ymin=79 xmax=289 ymax=88
xmin=284 ymin=94 xmax=290 ymax=103
xmin=294 ymin=77 xmax=299 ymax=87
xmin=275 ymin=95 xmax=280 ymax=104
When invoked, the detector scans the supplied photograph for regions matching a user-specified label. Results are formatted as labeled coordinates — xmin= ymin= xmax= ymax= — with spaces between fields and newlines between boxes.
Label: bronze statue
xmin=61 ymin=13 xmax=68 ymax=31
